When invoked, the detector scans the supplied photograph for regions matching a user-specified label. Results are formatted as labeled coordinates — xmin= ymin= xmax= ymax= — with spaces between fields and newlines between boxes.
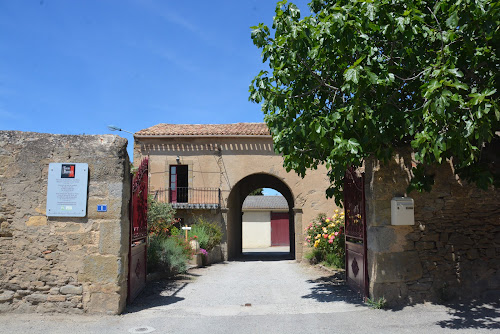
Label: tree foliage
xmin=249 ymin=188 xmax=264 ymax=195
xmin=249 ymin=0 xmax=499 ymax=205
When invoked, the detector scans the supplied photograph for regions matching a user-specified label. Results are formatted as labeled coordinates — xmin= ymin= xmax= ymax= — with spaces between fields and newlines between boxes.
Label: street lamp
xmin=107 ymin=125 xmax=134 ymax=134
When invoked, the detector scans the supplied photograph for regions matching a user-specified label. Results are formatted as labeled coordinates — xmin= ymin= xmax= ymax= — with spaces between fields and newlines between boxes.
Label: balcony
xmin=151 ymin=187 xmax=221 ymax=210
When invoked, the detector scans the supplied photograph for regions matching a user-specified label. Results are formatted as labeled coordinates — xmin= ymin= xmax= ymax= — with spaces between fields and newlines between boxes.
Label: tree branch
xmin=427 ymin=6 xmax=444 ymax=55
xmin=273 ymin=42 xmax=340 ymax=93
xmin=394 ymin=69 xmax=427 ymax=82
xmin=288 ymin=84 xmax=322 ymax=99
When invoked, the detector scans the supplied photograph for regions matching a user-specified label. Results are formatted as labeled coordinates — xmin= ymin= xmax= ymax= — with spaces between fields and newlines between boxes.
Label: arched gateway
xmin=226 ymin=173 xmax=295 ymax=259
xmin=134 ymin=123 xmax=337 ymax=260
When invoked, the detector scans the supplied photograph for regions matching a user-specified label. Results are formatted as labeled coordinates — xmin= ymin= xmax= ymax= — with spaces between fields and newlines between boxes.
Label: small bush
xmin=325 ymin=252 xmax=344 ymax=268
xmin=147 ymin=196 xmax=178 ymax=237
xmin=366 ymin=297 xmax=388 ymax=309
xmin=147 ymin=235 xmax=162 ymax=272
xmin=305 ymin=248 xmax=323 ymax=265
xmin=170 ymin=226 xmax=181 ymax=237
xmin=189 ymin=224 xmax=210 ymax=250
xmin=304 ymin=211 xmax=345 ymax=269
xmin=147 ymin=235 xmax=192 ymax=274
xmin=188 ymin=217 xmax=222 ymax=251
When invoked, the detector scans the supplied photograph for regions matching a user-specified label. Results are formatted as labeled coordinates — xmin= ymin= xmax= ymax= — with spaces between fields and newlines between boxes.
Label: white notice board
xmin=46 ymin=163 xmax=88 ymax=217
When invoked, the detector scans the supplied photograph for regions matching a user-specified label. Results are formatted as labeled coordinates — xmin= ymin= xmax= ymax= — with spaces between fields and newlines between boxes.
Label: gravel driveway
xmin=0 ymin=254 xmax=499 ymax=334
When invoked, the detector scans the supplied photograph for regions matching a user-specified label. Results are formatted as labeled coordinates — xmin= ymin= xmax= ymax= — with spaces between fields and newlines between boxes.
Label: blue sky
xmin=1 ymin=0 xmax=311 ymax=195
xmin=1 ymin=0 xmax=310 ymax=143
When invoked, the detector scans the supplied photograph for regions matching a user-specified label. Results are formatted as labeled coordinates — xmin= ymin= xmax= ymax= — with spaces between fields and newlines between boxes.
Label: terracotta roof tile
xmin=136 ymin=123 xmax=270 ymax=137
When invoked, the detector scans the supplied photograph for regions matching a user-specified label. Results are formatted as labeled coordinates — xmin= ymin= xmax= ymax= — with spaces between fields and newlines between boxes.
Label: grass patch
xmin=366 ymin=297 xmax=388 ymax=309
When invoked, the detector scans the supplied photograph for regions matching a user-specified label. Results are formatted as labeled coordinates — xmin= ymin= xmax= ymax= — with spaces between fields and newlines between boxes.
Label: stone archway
xmin=225 ymin=173 xmax=300 ymax=260
xmin=134 ymin=123 xmax=337 ymax=263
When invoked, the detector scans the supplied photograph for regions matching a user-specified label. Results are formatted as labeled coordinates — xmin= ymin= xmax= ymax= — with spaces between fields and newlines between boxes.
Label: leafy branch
xmin=250 ymin=0 xmax=499 ymax=204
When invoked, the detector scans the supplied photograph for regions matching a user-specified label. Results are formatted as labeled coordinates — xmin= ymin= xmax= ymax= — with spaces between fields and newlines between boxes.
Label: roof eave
xmin=134 ymin=134 xmax=272 ymax=139
xmin=242 ymin=208 xmax=289 ymax=212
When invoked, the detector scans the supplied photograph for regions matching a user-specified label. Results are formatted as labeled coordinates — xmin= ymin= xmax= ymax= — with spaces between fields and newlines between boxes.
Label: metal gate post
xmin=344 ymin=166 xmax=368 ymax=299
xmin=128 ymin=158 xmax=149 ymax=304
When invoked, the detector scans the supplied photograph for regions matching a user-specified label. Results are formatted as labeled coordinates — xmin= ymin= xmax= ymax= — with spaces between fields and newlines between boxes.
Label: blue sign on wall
xmin=97 ymin=205 xmax=107 ymax=212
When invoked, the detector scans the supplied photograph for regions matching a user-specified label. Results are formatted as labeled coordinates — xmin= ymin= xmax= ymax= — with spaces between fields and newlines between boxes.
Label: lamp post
xmin=107 ymin=125 xmax=134 ymax=134
xmin=107 ymin=125 xmax=135 ymax=163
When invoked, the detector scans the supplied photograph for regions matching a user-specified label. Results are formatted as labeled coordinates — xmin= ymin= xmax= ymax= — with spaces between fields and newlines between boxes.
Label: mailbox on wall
xmin=391 ymin=197 xmax=414 ymax=225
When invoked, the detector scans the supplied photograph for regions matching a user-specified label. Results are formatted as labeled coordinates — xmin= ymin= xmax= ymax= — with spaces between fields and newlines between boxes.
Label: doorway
xmin=226 ymin=173 xmax=299 ymax=260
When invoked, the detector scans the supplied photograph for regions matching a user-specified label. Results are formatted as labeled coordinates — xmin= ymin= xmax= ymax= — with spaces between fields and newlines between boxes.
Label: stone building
xmin=242 ymin=195 xmax=289 ymax=249
xmin=135 ymin=123 xmax=500 ymax=305
xmin=134 ymin=123 xmax=337 ymax=260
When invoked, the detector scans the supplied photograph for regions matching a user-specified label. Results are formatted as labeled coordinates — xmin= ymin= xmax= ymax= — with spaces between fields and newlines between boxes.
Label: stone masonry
xmin=0 ymin=131 xmax=131 ymax=314
xmin=365 ymin=146 xmax=500 ymax=305
xmin=134 ymin=125 xmax=338 ymax=261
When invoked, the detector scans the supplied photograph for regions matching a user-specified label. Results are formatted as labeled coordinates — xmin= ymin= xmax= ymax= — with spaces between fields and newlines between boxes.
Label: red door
xmin=170 ymin=166 xmax=177 ymax=203
xmin=169 ymin=165 xmax=188 ymax=204
xmin=271 ymin=212 xmax=289 ymax=246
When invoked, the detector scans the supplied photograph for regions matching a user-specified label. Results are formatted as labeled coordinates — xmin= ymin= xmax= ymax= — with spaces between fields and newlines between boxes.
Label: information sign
xmin=46 ymin=163 xmax=89 ymax=217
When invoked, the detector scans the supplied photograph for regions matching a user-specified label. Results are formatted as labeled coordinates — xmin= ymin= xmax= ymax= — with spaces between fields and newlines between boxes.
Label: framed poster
xmin=46 ymin=163 xmax=88 ymax=217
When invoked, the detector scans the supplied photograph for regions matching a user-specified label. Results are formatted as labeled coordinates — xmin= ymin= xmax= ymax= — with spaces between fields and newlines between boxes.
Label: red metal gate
xmin=344 ymin=166 xmax=368 ymax=299
xmin=271 ymin=212 xmax=289 ymax=246
xmin=128 ymin=158 xmax=148 ymax=303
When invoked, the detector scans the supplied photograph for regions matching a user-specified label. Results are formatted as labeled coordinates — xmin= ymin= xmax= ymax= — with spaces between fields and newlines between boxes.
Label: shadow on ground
xmin=302 ymin=270 xmax=365 ymax=305
xmin=124 ymin=272 xmax=200 ymax=314
xmin=235 ymin=251 xmax=294 ymax=262
xmin=435 ymin=299 xmax=500 ymax=330
xmin=377 ymin=293 xmax=500 ymax=330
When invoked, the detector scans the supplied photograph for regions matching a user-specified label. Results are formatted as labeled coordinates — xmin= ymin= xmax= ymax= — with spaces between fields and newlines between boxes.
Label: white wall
xmin=242 ymin=211 xmax=271 ymax=248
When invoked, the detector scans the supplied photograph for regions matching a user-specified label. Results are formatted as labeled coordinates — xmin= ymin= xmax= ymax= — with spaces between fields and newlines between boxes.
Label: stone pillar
xmin=293 ymin=208 xmax=303 ymax=261
xmin=0 ymin=131 xmax=130 ymax=314
xmin=221 ymin=208 xmax=230 ymax=261
xmin=220 ymin=208 xmax=229 ymax=260
xmin=365 ymin=153 xmax=423 ymax=305
xmin=364 ymin=147 xmax=500 ymax=305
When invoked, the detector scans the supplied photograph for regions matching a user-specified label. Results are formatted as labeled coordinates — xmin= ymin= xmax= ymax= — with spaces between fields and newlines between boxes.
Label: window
xmin=169 ymin=165 xmax=188 ymax=203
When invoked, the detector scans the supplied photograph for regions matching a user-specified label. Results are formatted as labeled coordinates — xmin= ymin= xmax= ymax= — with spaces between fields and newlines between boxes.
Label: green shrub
xmin=305 ymin=248 xmax=323 ymax=265
xmin=147 ymin=235 xmax=192 ymax=274
xmin=366 ymin=297 xmax=388 ymax=309
xmin=324 ymin=252 xmax=344 ymax=269
xmin=147 ymin=196 xmax=177 ymax=237
xmin=147 ymin=235 xmax=162 ymax=273
xmin=188 ymin=224 xmax=210 ymax=250
xmin=170 ymin=226 xmax=181 ymax=237
xmin=188 ymin=217 xmax=222 ymax=251
xmin=304 ymin=212 xmax=345 ymax=269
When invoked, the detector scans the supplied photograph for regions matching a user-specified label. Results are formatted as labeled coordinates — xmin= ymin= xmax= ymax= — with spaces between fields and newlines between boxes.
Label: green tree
xmin=250 ymin=0 xmax=499 ymax=205
xmin=248 ymin=188 xmax=264 ymax=195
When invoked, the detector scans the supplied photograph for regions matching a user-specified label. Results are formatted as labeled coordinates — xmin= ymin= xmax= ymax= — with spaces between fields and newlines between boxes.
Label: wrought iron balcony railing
xmin=151 ymin=187 xmax=221 ymax=209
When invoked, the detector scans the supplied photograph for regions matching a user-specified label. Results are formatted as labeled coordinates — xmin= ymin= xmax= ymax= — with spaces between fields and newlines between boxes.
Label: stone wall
xmin=0 ymin=131 xmax=130 ymax=314
xmin=365 ymin=147 xmax=500 ymax=305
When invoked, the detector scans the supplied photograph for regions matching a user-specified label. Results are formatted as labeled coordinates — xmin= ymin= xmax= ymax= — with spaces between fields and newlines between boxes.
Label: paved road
xmin=1 ymin=253 xmax=499 ymax=333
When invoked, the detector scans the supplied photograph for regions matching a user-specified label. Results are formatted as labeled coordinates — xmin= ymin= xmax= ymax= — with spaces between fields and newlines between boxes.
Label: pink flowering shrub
xmin=199 ymin=248 xmax=208 ymax=257
xmin=304 ymin=211 xmax=345 ymax=268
